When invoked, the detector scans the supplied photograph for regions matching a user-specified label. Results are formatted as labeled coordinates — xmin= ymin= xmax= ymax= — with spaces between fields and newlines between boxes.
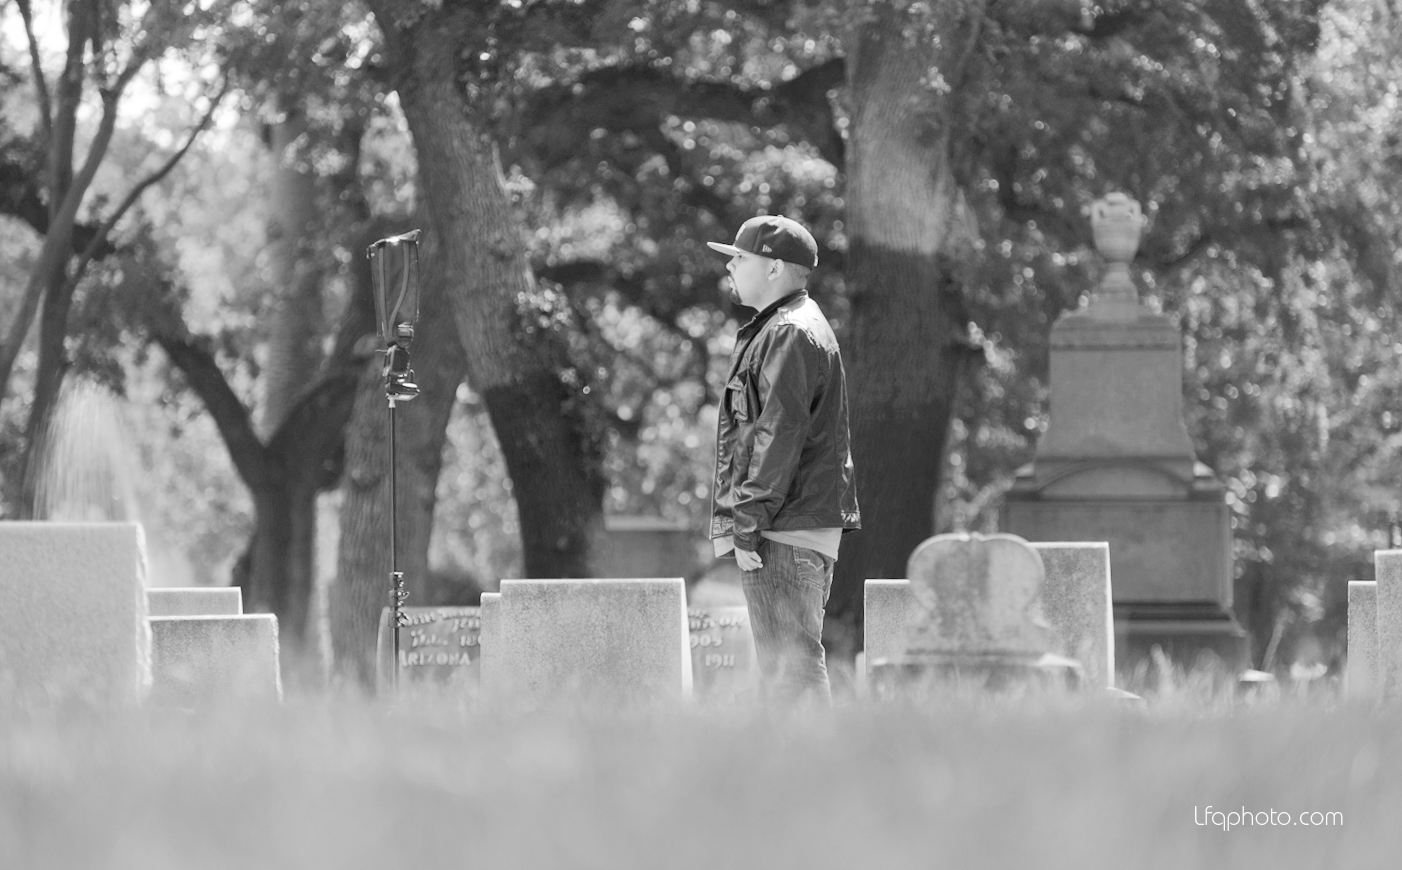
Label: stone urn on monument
xmin=1002 ymin=193 xmax=1248 ymax=673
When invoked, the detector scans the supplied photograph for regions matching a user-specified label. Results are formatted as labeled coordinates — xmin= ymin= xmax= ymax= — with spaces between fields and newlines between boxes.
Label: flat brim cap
xmin=707 ymin=215 xmax=818 ymax=268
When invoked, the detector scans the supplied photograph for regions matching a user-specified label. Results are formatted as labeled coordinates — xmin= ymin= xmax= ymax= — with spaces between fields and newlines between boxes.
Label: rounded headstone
xmin=904 ymin=532 xmax=1054 ymax=657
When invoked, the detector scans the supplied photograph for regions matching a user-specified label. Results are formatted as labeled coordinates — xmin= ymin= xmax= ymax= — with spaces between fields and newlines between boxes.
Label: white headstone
xmin=149 ymin=615 xmax=281 ymax=705
xmin=1347 ymin=580 xmax=1378 ymax=700
xmin=0 ymin=522 xmax=150 ymax=704
xmin=1374 ymin=550 xmax=1402 ymax=702
xmin=862 ymin=579 xmax=918 ymax=672
xmin=477 ymin=592 xmax=502 ymax=697
xmin=147 ymin=587 xmax=243 ymax=617
xmin=494 ymin=578 xmax=691 ymax=704
xmin=1031 ymin=542 xmax=1114 ymax=689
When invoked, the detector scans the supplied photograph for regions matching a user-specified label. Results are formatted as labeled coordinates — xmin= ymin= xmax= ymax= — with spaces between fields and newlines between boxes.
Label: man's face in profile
xmin=725 ymin=252 xmax=770 ymax=309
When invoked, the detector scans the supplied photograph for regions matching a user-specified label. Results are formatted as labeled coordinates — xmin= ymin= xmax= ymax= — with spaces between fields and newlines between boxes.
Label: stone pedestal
xmin=869 ymin=656 xmax=1082 ymax=694
xmin=149 ymin=615 xmax=281 ymax=706
xmin=147 ymin=587 xmax=243 ymax=617
xmin=1002 ymin=194 xmax=1246 ymax=674
xmin=593 ymin=516 xmax=700 ymax=579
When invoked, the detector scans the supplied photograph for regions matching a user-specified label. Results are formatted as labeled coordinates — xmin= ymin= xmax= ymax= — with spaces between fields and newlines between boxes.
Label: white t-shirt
xmin=713 ymin=527 xmax=841 ymax=562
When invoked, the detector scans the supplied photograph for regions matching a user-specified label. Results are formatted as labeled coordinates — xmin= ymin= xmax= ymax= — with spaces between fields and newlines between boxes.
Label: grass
xmin=2 ymin=681 xmax=1398 ymax=870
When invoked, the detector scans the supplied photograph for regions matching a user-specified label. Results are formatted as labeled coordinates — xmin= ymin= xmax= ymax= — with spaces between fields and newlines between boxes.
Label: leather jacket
xmin=710 ymin=290 xmax=861 ymax=552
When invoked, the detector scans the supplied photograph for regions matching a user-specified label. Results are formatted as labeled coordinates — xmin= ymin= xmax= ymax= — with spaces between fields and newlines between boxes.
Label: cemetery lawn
xmin=0 ymin=691 xmax=1397 ymax=869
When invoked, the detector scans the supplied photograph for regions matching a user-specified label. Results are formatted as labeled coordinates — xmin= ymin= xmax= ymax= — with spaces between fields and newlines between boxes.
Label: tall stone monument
xmin=1002 ymin=193 xmax=1247 ymax=672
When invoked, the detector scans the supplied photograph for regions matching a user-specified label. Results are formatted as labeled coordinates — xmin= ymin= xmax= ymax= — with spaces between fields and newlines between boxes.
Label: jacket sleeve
xmin=731 ymin=326 xmax=821 ymax=552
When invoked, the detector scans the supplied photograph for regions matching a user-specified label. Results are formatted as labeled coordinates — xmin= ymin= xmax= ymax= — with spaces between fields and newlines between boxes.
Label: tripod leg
xmin=389 ymin=397 xmax=407 ymax=695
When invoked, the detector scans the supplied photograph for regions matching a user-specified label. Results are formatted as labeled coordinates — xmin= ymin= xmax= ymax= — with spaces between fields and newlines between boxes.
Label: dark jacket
xmin=710 ymin=290 xmax=861 ymax=552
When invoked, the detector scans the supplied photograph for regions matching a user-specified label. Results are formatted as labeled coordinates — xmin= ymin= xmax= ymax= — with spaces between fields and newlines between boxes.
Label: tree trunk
xmin=830 ymin=8 xmax=981 ymax=651
xmin=158 ymin=286 xmax=371 ymax=659
xmin=232 ymin=372 xmax=359 ymax=655
xmin=261 ymin=107 xmax=324 ymax=437
xmin=230 ymin=105 xmax=326 ymax=668
xmin=330 ymin=226 xmax=467 ymax=686
xmin=16 ymin=264 xmax=76 ymax=517
xmin=368 ymin=3 xmax=607 ymax=579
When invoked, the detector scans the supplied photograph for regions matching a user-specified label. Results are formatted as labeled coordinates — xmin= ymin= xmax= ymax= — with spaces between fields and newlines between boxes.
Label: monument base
xmin=868 ymin=652 xmax=1083 ymax=695
xmin=1115 ymin=601 xmax=1249 ymax=675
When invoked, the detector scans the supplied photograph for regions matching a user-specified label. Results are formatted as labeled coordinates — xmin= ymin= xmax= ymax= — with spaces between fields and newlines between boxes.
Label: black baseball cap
xmin=707 ymin=215 xmax=819 ymax=268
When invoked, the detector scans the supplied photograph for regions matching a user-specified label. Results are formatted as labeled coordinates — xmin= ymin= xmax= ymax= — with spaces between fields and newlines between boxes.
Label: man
xmin=707 ymin=214 xmax=861 ymax=705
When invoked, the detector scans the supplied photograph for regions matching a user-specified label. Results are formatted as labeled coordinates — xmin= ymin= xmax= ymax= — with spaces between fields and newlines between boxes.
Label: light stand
xmin=367 ymin=229 xmax=422 ymax=695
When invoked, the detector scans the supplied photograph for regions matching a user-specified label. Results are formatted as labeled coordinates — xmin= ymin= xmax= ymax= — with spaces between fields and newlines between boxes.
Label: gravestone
xmin=862 ymin=579 xmax=918 ymax=677
xmin=1347 ymin=581 xmax=1378 ymax=700
xmin=375 ymin=606 xmax=480 ymax=692
xmin=688 ymin=605 xmax=757 ymax=700
xmin=478 ymin=593 xmax=502 ymax=696
xmin=148 ymin=615 xmax=281 ymax=706
xmin=869 ymin=533 xmax=1080 ymax=691
xmin=147 ymin=587 xmax=243 ymax=617
xmin=0 ymin=522 xmax=151 ymax=704
xmin=1375 ymin=551 xmax=1402 ymax=702
xmin=1003 ymin=193 xmax=1246 ymax=672
xmin=864 ymin=543 xmax=1113 ymax=689
xmin=493 ymin=578 xmax=691 ymax=704
xmin=1035 ymin=543 xmax=1114 ymax=689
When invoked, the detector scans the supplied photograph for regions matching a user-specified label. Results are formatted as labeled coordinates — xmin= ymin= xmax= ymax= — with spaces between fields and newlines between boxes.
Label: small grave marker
xmin=376 ymin=606 xmax=481 ymax=692
xmin=688 ymin=605 xmax=757 ymax=700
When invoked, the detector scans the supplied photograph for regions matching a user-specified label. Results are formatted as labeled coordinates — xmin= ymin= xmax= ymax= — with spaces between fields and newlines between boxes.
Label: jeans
xmin=740 ymin=538 xmax=834 ymax=706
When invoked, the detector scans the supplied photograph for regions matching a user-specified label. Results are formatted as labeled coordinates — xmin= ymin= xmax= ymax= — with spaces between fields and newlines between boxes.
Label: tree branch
xmin=1074 ymin=6 xmax=1148 ymax=41
xmin=1132 ymin=209 xmax=1312 ymax=274
xmin=265 ymin=365 xmax=362 ymax=489
xmin=1150 ymin=229 xmax=1216 ymax=273
xmin=514 ymin=58 xmax=847 ymax=172
xmin=154 ymin=331 xmax=273 ymax=492
xmin=15 ymin=0 xmax=52 ymax=144
xmin=767 ymin=57 xmax=846 ymax=167
xmin=0 ymin=80 xmax=126 ymax=406
xmin=61 ymin=78 xmax=231 ymax=300
xmin=49 ymin=0 xmax=97 ymax=213
xmin=990 ymin=0 xmax=1149 ymax=42
xmin=0 ymin=161 xmax=118 ymax=258
xmin=950 ymin=0 xmax=989 ymax=94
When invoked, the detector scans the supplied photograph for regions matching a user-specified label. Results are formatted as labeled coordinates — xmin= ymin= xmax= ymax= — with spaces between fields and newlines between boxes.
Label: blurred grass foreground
xmin=2 ymin=689 xmax=1398 ymax=870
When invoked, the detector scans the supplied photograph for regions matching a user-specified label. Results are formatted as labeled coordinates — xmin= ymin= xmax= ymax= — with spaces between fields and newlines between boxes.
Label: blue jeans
xmin=740 ymin=538 xmax=834 ymax=705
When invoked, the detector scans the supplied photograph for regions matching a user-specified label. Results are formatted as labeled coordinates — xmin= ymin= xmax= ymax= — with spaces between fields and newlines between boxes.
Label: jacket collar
xmin=738 ymin=289 xmax=808 ymax=337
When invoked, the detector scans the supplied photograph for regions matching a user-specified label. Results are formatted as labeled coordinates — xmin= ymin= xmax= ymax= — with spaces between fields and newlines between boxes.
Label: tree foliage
xmin=2 ymin=0 xmax=1399 ymax=677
